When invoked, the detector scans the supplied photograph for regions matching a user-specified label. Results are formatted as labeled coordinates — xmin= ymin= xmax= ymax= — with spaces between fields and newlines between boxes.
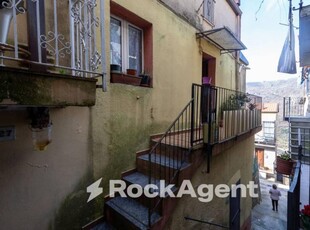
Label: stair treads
xmin=123 ymin=172 xmax=159 ymax=187
xmin=138 ymin=153 xmax=189 ymax=169
xmin=106 ymin=196 xmax=161 ymax=229
xmin=123 ymin=172 xmax=177 ymax=195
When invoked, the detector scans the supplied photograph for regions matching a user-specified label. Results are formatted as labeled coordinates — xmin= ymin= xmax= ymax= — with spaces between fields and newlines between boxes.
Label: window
xmin=263 ymin=121 xmax=275 ymax=143
xmin=203 ymin=0 xmax=215 ymax=24
xmin=110 ymin=16 xmax=143 ymax=74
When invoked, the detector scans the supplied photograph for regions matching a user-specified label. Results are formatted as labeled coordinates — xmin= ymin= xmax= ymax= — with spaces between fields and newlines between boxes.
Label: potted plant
xmin=0 ymin=0 xmax=25 ymax=44
xmin=301 ymin=205 xmax=310 ymax=230
xmin=110 ymin=64 xmax=121 ymax=72
xmin=276 ymin=151 xmax=294 ymax=175
xmin=139 ymin=72 xmax=151 ymax=86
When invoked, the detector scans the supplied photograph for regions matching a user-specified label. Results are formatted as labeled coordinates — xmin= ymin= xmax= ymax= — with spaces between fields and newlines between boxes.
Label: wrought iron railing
xmin=0 ymin=0 xmax=105 ymax=79
xmin=147 ymin=84 xmax=261 ymax=227
xmin=202 ymin=84 xmax=262 ymax=144
xmin=283 ymin=97 xmax=307 ymax=120
xmin=146 ymin=84 xmax=205 ymax=227
xmin=287 ymin=161 xmax=301 ymax=230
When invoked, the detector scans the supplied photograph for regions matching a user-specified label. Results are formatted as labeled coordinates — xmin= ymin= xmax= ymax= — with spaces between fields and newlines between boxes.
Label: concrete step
xmin=149 ymin=141 xmax=189 ymax=161
xmin=122 ymin=171 xmax=179 ymax=214
xmin=138 ymin=153 xmax=189 ymax=170
xmin=105 ymin=196 xmax=161 ymax=230
xmin=123 ymin=171 xmax=178 ymax=196
xmin=136 ymin=153 xmax=190 ymax=181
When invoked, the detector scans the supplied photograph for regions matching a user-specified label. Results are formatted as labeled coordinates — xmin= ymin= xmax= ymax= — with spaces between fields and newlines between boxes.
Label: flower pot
xmin=126 ymin=69 xmax=137 ymax=76
xmin=202 ymin=76 xmax=211 ymax=85
xmin=110 ymin=64 xmax=121 ymax=72
xmin=276 ymin=156 xmax=294 ymax=175
xmin=0 ymin=7 xmax=13 ymax=44
xmin=139 ymin=74 xmax=150 ymax=86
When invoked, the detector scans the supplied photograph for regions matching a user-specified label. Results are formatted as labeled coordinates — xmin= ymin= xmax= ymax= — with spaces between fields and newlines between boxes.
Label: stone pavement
xmin=251 ymin=177 xmax=289 ymax=230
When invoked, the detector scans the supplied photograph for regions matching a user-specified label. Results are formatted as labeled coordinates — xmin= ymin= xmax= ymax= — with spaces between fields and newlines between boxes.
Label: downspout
xmin=235 ymin=13 xmax=241 ymax=92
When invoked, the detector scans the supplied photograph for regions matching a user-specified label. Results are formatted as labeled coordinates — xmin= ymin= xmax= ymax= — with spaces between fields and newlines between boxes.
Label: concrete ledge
xmin=0 ymin=67 xmax=97 ymax=106
xmin=212 ymin=126 xmax=262 ymax=156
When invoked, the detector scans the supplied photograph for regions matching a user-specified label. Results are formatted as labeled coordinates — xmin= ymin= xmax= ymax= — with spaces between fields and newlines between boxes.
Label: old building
xmin=0 ymin=0 xmax=261 ymax=229
xmin=255 ymin=103 xmax=279 ymax=178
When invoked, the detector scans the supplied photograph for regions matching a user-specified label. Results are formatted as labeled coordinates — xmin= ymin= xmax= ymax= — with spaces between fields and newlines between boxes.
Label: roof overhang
xmin=196 ymin=26 xmax=247 ymax=53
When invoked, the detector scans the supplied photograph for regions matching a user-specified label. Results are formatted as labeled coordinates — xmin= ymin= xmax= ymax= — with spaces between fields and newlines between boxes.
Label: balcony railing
xmin=146 ymin=84 xmax=262 ymax=227
xmin=283 ymin=97 xmax=307 ymax=120
xmin=255 ymin=121 xmax=276 ymax=145
xmin=200 ymin=84 xmax=262 ymax=144
xmin=0 ymin=0 xmax=105 ymax=79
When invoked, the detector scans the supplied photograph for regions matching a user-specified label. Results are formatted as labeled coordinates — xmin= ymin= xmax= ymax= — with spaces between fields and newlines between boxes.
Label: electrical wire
xmin=255 ymin=0 xmax=265 ymax=21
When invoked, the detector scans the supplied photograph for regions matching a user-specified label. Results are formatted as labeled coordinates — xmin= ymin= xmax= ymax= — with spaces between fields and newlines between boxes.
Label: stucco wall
xmin=0 ymin=107 xmax=91 ymax=229
xmin=160 ymin=0 xmax=239 ymax=34
xmin=165 ymin=136 xmax=254 ymax=229
xmin=92 ymin=0 xmax=240 ymax=196
xmin=262 ymin=113 xmax=277 ymax=122
xmin=93 ymin=0 xmax=202 ymax=187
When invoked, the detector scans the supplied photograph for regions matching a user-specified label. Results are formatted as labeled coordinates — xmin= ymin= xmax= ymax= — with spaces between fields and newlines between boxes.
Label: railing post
xmin=191 ymin=84 xmax=195 ymax=146
xmin=283 ymin=97 xmax=285 ymax=120
xmin=206 ymin=85 xmax=212 ymax=173
xmin=26 ymin=0 xmax=47 ymax=71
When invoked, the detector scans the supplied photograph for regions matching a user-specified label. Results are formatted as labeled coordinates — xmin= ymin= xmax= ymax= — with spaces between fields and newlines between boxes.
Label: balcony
xmin=196 ymin=85 xmax=262 ymax=146
xmin=255 ymin=121 xmax=276 ymax=146
xmin=283 ymin=97 xmax=310 ymax=161
xmin=0 ymin=0 xmax=105 ymax=107
xmin=283 ymin=97 xmax=308 ymax=121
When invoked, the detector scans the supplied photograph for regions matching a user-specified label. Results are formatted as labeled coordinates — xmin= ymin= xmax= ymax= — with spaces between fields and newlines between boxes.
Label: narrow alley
xmin=251 ymin=178 xmax=289 ymax=230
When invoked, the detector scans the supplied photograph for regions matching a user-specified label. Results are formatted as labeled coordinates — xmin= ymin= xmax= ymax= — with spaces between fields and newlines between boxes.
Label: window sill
xmin=110 ymin=72 xmax=151 ymax=87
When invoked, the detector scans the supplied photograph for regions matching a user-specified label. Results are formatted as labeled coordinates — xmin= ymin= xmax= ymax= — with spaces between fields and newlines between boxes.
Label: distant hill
xmin=247 ymin=78 xmax=304 ymax=150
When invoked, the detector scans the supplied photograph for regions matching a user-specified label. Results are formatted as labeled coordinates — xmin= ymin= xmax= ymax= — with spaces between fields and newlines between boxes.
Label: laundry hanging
xmin=277 ymin=26 xmax=297 ymax=74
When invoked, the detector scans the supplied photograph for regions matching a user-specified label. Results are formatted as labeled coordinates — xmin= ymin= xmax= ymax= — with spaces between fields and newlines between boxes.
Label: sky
xmin=240 ymin=0 xmax=310 ymax=82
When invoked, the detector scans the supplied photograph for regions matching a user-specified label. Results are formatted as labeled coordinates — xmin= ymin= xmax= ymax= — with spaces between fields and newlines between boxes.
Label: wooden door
xmin=230 ymin=180 xmax=241 ymax=230
xmin=256 ymin=148 xmax=264 ymax=169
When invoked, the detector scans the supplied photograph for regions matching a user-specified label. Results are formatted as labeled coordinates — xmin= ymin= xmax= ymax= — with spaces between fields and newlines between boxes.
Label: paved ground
xmin=251 ymin=177 xmax=289 ymax=230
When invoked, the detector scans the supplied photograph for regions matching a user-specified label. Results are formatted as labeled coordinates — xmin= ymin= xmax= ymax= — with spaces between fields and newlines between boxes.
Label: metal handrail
xmin=147 ymin=84 xmax=204 ymax=227
xmin=147 ymin=84 xmax=262 ymax=227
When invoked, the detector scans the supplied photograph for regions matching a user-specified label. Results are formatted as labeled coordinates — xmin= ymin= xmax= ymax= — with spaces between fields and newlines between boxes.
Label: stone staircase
xmin=84 ymin=133 xmax=204 ymax=230
xmin=103 ymin=134 xmax=204 ymax=229
xmin=83 ymin=85 xmax=206 ymax=229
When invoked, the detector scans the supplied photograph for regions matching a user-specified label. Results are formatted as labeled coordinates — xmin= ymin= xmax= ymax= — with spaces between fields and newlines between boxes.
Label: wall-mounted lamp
xmin=28 ymin=107 xmax=52 ymax=151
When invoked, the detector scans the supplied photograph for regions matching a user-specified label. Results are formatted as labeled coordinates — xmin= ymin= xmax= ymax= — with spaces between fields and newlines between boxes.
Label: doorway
xmin=202 ymin=53 xmax=216 ymax=85
xmin=230 ymin=180 xmax=241 ymax=230
xmin=255 ymin=148 xmax=264 ymax=169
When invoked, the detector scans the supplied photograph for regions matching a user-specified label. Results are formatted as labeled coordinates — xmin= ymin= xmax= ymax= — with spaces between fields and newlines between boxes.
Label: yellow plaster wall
xmin=92 ymin=0 xmax=241 ymax=205
xmin=165 ymin=136 xmax=255 ymax=229
xmin=92 ymin=0 xmax=203 ymax=180
xmin=0 ymin=107 xmax=92 ymax=229
xmin=214 ymin=0 xmax=239 ymax=34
